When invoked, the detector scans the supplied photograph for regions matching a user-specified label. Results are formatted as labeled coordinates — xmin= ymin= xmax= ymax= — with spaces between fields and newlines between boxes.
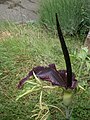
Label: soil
xmin=0 ymin=0 xmax=38 ymax=23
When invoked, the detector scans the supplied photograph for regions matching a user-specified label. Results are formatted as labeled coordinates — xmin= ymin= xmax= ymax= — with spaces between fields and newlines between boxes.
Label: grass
xmin=39 ymin=0 xmax=90 ymax=35
xmin=0 ymin=21 xmax=90 ymax=120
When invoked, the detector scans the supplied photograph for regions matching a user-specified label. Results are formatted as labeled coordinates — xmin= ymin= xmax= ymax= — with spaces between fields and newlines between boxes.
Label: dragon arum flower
xmin=17 ymin=13 xmax=77 ymax=90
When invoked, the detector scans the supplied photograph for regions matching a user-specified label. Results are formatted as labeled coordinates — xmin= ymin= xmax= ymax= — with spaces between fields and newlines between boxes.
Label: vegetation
xmin=39 ymin=0 xmax=90 ymax=35
xmin=0 ymin=21 xmax=90 ymax=120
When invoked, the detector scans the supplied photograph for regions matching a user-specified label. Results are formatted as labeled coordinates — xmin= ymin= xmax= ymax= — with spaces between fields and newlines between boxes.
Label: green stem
xmin=65 ymin=106 xmax=70 ymax=120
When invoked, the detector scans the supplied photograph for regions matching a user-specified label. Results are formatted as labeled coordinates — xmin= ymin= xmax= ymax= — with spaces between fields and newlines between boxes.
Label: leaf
xmin=40 ymin=91 xmax=43 ymax=109
xmin=16 ymin=86 xmax=39 ymax=101
xmin=40 ymin=111 xmax=49 ymax=120
xmin=33 ymin=72 xmax=42 ymax=85
xmin=26 ymin=81 xmax=38 ymax=85
xmin=78 ymin=47 xmax=88 ymax=60
xmin=48 ymin=104 xmax=65 ymax=117
xmin=43 ymin=86 xmax=57 ymax=89
xmin=0 ymin=73 xmax=2 ymax=76
xmin=87 ymin=56 xmax=90 ymax=60
xmin=86 ymin=61 xmax=90 ymax=71
xmin=35 ymin=110 xmax=42 ymax=120
xmin=78 ymin=85 xmax=85 ymax=91
xmin=30 ymin=114 xmax=38 ymax=119
xmin=32 ymin=109 xmax=39 ymax=113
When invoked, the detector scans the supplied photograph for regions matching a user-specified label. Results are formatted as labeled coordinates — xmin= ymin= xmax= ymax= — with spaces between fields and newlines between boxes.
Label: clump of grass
xmin=39 ymin=0 xmax=90 ymax=35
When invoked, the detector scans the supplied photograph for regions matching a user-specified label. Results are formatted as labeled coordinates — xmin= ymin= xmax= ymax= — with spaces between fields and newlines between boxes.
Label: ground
xmin=0 ymin=0 xmax=38 ymax=22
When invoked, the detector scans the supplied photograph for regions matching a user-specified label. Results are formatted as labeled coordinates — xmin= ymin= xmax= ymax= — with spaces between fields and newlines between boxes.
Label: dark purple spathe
xmin=18 ymin=64 xmax=77 ymax=89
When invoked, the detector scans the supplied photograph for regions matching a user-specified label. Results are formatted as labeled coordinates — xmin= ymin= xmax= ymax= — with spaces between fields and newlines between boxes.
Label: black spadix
xmin=56 ymin=13 xmax=72 ymax=87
